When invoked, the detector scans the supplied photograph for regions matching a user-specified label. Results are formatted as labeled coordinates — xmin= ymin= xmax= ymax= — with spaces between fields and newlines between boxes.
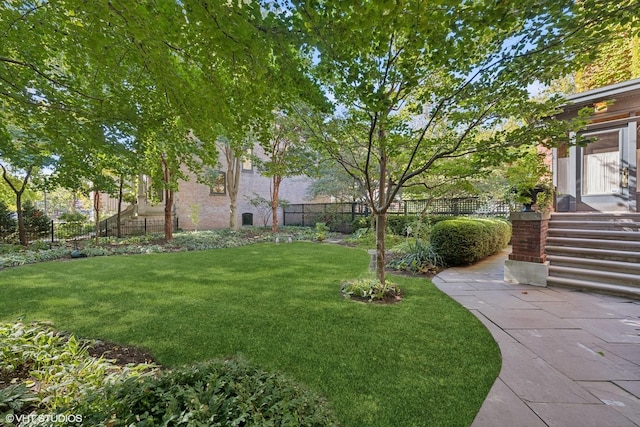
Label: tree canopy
xmin=0 ymin=0 xmax=323 ymax=240
xmin=1 ymin=0 xmax=638 ymax=250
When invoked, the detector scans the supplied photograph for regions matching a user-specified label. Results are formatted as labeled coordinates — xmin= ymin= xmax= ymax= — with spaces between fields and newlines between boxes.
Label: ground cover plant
xmin=0 ymin=243 xmax=501 ymax=426
xmin=0 ymin=227 xmax=322 ymax=270
xmin=0 ymin=321 xmax=338 ymax=426
xmin=0 ymin=321 xmax=157 ymax=422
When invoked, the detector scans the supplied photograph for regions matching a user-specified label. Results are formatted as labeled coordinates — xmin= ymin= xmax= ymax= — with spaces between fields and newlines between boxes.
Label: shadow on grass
xmin=0 ymin=242 xmax=500 ymax=427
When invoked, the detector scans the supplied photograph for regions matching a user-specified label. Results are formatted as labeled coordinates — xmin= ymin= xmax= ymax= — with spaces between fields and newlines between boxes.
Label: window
xmin=582 ymin=130 xmax=620 ymax=195
xmin=242 ymin=148 xmax=253 ymax=171
xmin=556 ymin=143 xmax=570 ymax=194
xmin=204 ymin=169 xmax=226 ymax=195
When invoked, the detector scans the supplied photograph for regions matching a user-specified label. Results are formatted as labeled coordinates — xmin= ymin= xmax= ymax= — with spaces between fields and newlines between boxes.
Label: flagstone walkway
xmin=432 ymin=248 xmax=640 ymax=427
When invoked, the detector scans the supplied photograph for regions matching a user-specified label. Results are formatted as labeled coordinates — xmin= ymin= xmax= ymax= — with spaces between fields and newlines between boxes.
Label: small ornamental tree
xmin=295 ymin=0 xmax=638 ymax=286
xmin=22 ymin=200 xmax=50 ymax=237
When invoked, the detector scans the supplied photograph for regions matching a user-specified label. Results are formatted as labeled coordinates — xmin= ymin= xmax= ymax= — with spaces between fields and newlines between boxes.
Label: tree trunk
xmin=164 ymin=188 xmax=174 ymax=240
xmin=1 ymin=165 xmax=31 ymax=246
xmin=374 ymin=124 xmax=389 ymax=286
xmin=16 ymin=192 xmax=26 ymax=246
xmin=161 ymin=154 xmax=174 ymax=241
xmin=94 ymin=191 xmax=101 ymax=245
xmin=375 ymin=210 xmax=387 ymax=286
xmin=227 ymin=150 xmax=242 ymax=231
xmin=271 ymin=176 xmax=282 ymax=232
xmin=229 ymin=197 xmax=238 ymax=230
xmin=117 ymin=176 xmax=124 ymax=238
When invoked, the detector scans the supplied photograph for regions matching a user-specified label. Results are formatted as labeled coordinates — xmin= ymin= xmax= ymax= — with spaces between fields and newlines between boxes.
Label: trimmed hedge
xmin=352 ymin=215 xmax=459 ymax=237
xmin=430 ymin=218 xmax=511 ymax=266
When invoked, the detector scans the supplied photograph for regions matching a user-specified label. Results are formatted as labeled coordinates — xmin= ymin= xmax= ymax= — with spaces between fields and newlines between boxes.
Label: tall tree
xmin=295 ymin=0 xmax=639 ymax=285
xmin=259 ymin=109 xmax=318 ymax=232
xmin=215 ymin=136 xmax=254 ymax=230
xmin=0 ymin=115 xmax=54 ymax=245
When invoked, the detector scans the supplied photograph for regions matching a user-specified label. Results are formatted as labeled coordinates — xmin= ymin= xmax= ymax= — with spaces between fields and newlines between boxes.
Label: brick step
xmin=546 ymin=276 xmax=640 ymax=298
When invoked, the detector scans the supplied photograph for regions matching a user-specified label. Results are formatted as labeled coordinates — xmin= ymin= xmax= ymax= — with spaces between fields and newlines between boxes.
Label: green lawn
xmin=0 ymin=243 xmax=500 ymax=426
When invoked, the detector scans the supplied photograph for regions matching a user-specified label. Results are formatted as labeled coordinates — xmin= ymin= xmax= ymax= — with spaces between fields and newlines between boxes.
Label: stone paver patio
xmin=432 ymin=248 xmax=640 ymax=427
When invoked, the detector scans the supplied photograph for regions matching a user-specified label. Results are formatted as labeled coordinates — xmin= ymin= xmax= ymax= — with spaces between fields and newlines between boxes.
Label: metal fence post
xmin=144 ymin=218 xmax=147 ymax=234
xmin=50 ymin=220 xmax=54 ymax=243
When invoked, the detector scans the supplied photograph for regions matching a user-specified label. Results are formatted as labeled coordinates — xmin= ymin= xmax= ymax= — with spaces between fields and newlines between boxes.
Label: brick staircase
xmin=545 ymin=213 xmax=640 ymax=297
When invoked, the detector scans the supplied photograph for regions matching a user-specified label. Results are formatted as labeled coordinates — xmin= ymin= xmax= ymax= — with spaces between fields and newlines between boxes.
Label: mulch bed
xmin=87 ymin=340 xmax=157 ymax=366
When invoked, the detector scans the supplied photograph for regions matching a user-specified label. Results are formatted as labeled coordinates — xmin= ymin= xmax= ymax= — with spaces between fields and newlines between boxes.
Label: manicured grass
xmin=0 ymin=243 xmax=500 ymax=426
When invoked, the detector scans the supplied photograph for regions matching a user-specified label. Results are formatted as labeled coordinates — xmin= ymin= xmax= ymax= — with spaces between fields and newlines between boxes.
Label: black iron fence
xmin=0 ymin=217 xmax=179 ymax=244
xmin=283 ymin=198 xmax=511 ymax=232
xmin=282 ymin=203 xmax=368 ymax=233
xmin=97 ymin=217 xmax=178 ymax=238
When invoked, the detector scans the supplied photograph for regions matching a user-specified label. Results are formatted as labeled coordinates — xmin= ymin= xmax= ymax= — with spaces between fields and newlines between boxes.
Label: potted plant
xmin=505 ymin=147 xmax=553 ymax=212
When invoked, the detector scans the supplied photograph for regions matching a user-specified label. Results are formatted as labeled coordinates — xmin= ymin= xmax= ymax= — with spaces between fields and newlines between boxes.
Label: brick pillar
xmin=504 ymin=211 xmax=550 ymax=287
xmin=509 ymin=211 xmax=550 ymax=263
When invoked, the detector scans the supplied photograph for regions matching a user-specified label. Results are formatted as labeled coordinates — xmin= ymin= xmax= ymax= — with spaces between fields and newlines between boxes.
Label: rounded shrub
xmin=430 ymin=218 xmax=511 ymax=266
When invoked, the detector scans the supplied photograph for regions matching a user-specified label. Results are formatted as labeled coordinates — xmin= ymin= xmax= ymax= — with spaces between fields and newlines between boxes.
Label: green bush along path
xmin=0 ymin=243 xmax=500 ymax=427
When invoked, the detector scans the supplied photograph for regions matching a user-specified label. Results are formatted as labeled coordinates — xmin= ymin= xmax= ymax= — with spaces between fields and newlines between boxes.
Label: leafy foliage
xmin=0 ymin=227 xmax=322 ymax=269
xmin=315 ymin=222 xmax=329 ymax=241
xmin=576 ymin=26 xmax=640 ymax=91
xmin=341 ymin=278 xmax=402 ymax=303
xmin=77 ymin=358 xmax=340 ymax=427
xmin=296 ymin=0 xmax=638 ymax=285
xmin=388 ymin=239 xmax=444 ymax=274
xmin=0 ymin=200 xmax=16 ymax=236
xmin=0 ymin=321 xmax=156 ymax=417
xmin=430 ymin=218 xmax=512 ymax=266
xmin=342 ymin=227 xmax=405 ymax=249
xmin=1 ymin=321 xmax=337 ymax=427
xmin=21 ymin=201 xmax=50 ymax=236
xmin=504 ymin=146 xmax=553 ymax=208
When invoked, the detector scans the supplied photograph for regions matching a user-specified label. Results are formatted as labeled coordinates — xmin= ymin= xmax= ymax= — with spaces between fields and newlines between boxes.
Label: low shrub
xmin=0 ymin=321 xmax=156 ymax=417
xmin=315 ymin=222 xmax=329 ymax=241
xmin=386 ymin=216 xmax=419 ymax=236
xmin=430 ymin=218 xmax=511 ymax=266
xmin=341 ymin=278 xmax=402 ymax=302
xmin=351 ymin=216 xmax=371 ymax=230
xmin=77 ymin=358 xmax=339 ymax=427
xmin=388 ymin=239 xmax=443 ymax=273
